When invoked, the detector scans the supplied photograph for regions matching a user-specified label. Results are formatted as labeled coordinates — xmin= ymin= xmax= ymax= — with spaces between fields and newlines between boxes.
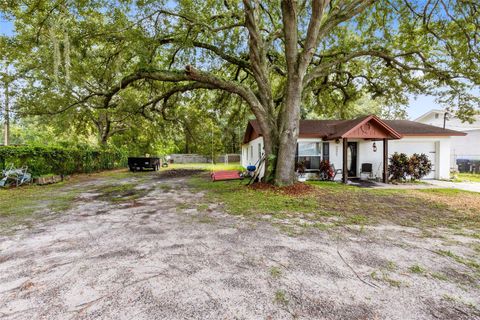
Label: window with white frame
xmin=258 ymin=143 xmax=262 ymax=158
xmin=296 ymin=142 xmax=321 ymax=170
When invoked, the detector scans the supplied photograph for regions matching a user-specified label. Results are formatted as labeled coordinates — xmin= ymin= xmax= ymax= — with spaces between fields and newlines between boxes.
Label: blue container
xmin=247 ymin=165 xmax=256 ymax=172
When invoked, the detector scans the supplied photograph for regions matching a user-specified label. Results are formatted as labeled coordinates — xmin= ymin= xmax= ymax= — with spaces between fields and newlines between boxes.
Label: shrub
xmin=408 ymin=153 xmax=432 ymax=181
xmin=0 ymin=145 xmax=128 ymax=177
xmin=319 ymin=159 xmax=334 ymax=180
xmin=389 ymin=152 xmax=409 ymax=181
xmin=389 ymin=152 xmax=432 ymax=182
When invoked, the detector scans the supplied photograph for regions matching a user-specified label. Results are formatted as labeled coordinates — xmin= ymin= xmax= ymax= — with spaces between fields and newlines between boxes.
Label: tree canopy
xmin=1 ymin=0 xmax=479 ymax=184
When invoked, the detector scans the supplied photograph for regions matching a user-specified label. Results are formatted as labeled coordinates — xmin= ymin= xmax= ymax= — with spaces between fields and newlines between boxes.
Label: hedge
xmin=0 ymin=145 xmax=128 ymax=177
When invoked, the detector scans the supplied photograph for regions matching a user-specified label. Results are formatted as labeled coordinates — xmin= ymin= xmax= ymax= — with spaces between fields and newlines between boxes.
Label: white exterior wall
xmin=389 ymin=137 xmax=451 ymax=179
xmin=416 ymin=110 xmax=480 ymax=164
xmin=241 ymin=137 xmax=265 ymax=179
xmin=450 ymin=130 xmax=480 ymax=161
xmin=242 ymin=136 xmax=452 ymax=181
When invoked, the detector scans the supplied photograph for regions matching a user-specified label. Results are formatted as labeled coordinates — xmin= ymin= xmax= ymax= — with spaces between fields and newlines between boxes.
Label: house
xmin=241 ymin=115 xmax=466 ymax=183
xmin=415 ymin=109 xmax=480 ymax=169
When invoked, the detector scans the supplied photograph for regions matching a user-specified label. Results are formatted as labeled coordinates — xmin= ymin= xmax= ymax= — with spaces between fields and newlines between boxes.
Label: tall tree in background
xmin=2 ymin=0 xmax=479 ymax=185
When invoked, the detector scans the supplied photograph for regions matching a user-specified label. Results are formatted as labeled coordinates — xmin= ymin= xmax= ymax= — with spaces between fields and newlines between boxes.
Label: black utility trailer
xmin=128 ymin=157 xmax=161 ymax=172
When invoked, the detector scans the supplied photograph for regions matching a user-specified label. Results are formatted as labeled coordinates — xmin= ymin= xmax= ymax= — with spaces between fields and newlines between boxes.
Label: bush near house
xmin=319 ymin=160 xmax=334 ymax=180
xmin=389 ymin=152 xmax=432 ymax=182
xmin=408 ymin=153 xmax=432 ymax=180
xmin=0 ymin=145 xmax=127 ymax=177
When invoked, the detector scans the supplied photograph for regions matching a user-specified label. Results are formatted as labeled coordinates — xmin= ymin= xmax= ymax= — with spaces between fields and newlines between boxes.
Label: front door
xmin=347 ymin=142 xmax=358 ymax=177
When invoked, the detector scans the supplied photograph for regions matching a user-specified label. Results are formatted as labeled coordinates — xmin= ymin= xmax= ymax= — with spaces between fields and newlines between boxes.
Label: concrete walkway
xmin=348 ymin=180 xmax=442 ymax=190
xmin=425 ymin=180 xmax=480 ymax=193
xmin=348 ymin=179 xmax=480 ymax=192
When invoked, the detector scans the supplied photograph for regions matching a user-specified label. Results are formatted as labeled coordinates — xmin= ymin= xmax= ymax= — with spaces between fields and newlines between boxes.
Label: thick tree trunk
xmin=98 ymin=119 xmax=111 ymax=145
xmin=252 ymin=115 xmax=278 ymax=183
xmin=274 ymin=77 xmax=302 ymax=185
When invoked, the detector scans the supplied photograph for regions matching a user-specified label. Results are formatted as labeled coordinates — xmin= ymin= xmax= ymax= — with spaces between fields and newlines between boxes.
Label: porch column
xmin=383 ymin=138 xmax=388 ymax=183
xmin=342 ymin=138 xmax=348 ymax=184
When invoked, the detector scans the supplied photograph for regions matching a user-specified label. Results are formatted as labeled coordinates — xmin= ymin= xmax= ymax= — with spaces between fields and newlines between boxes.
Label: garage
xmin=389 ymin=140 xmax=438 ymax=179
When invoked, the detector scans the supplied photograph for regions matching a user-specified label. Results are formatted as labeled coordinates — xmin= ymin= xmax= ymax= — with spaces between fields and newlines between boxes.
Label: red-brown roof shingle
xmin=243 ymin=116 xmax=465 ymax=143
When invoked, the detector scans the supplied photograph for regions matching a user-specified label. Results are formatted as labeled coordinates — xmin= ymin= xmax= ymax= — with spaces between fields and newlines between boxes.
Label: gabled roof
xmin=326 ymin=115 xmax=402 ymax=140
xmin=414 ymin=109 xmax=446 ymax=122
xmin=384 ymin=120 xmax=467 ymax=136
xmin=243 ymin=115 xmax=466 ymax=144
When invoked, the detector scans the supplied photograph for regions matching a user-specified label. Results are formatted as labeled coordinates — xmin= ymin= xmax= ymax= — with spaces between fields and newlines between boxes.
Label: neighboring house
xmin=241 ymin=115 xmax=465 ymax=182
xmin=415 ymin=109 xmax=480 ymax=166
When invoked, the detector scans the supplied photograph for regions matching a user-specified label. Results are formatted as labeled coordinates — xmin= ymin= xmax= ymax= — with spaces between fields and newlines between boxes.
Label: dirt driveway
xmin=0 ymin=171 xmax=479 ymax=319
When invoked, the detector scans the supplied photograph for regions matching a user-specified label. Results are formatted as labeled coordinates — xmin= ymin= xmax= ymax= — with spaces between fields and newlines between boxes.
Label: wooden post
xmin=342 ymin=138 xmax=348 ymax=184
xmin=383 ymin=138 xmax=388 ymax=183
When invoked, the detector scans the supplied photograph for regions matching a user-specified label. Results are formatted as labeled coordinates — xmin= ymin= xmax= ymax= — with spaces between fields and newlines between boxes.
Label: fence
xmin=456 ymin=159 xmax=480 ymax=173
xmin=169 ymin=153 xmax=240 ymax=164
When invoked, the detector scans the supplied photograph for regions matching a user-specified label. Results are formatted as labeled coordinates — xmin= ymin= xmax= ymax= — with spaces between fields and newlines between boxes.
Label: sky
xmin=0 ymin=17 xmax=436 ymax=120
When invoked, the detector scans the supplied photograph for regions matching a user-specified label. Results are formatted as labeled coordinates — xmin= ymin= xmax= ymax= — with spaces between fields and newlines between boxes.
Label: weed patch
xmin=93 ymin=184 xmax=152 ymax=203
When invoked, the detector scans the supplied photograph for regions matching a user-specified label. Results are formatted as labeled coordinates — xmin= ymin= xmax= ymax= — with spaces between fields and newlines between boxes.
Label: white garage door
xmin=389 ymin=141 xmax=437 ymax=179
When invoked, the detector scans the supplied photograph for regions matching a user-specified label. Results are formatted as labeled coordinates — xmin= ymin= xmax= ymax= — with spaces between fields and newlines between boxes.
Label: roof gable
xmin=326 ymin=115 xmax=402 ymax=140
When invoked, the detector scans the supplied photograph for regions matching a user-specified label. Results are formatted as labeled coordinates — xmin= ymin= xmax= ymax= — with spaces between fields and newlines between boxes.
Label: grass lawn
xmin=190 ymin=175 xmax=480 ymax=231
xmin=0 ymin=169 xmax=135 ymax=230
xmin=2 ymin=165 xmax=479 ymax=234
xmin=454 ymin=173 xmax=480 ymax=183
xmin=0 ymin=182 xmax=79 ymax=230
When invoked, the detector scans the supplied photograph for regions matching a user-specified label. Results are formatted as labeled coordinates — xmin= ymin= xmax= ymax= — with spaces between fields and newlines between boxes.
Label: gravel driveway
xmin=0 ymin=172 xmax=479 ymax=319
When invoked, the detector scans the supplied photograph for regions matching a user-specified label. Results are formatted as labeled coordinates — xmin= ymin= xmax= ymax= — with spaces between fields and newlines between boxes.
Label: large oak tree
xmin=2 ymin=0 xmax=479 ymax=185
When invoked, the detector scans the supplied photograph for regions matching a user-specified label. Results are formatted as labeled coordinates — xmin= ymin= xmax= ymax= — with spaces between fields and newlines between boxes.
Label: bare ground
xmin=0 ymin=172 xmax=479 ymax=320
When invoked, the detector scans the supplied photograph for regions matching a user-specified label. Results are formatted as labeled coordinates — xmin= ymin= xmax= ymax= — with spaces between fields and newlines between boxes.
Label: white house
xmin=415 ymin=109 xmax=480 ymax=165
xmin=241 ymin=115 xmax=466 ymax=182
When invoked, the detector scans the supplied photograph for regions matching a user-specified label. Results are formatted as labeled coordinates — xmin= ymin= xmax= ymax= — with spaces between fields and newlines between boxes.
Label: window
xmin=250 ymin=145 xmax=254 ymax=160
xmin=296 ymin=142 xmax=321 ymax=170
xmin=435 ymin=113 xmax=439 ymax=119
xmin=322 ymin=142 xmax=330 ymax=161
xmin=258 ymin=143 xmax=262 ymax=158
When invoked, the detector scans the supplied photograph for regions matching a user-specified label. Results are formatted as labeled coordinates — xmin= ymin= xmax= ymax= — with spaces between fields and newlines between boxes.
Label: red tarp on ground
xmin=211 ymin=171 xmax=242 ymax=181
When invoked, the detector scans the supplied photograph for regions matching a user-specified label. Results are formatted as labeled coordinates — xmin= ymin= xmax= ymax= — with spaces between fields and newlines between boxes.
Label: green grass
xmin=370 ymin=270 xmax=403 ymax=288
xmin=453 ymin=173 xmax=480 ymax=183
xmin=189 ymin=176 xmax=318 ymax=218
xmin=94 ymin=183 xmax=151 ymax=203
xmin=0 ymin=169 xmax=148 ymax=230
xmin=196 ymin=203 xmax=209 ymax=212
xmin=417 ymin=188 xmax=478 ymax=196
xmin=269 ymin=266 xmax=282 ymax=279
xmin=435 ymin=250 xmax=480 ymax=273
xmin=189 ymin=173 xmax=480 ymax=230
xmin=167 ymin=162 xmax=244 ymax=172
xmin=0 ymin=182 xmax=83 ymax=230
xmin=274 ymin=290 xmax=288 ymax=305
xmin=409 ymin=264 xmax=426 ymax=274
